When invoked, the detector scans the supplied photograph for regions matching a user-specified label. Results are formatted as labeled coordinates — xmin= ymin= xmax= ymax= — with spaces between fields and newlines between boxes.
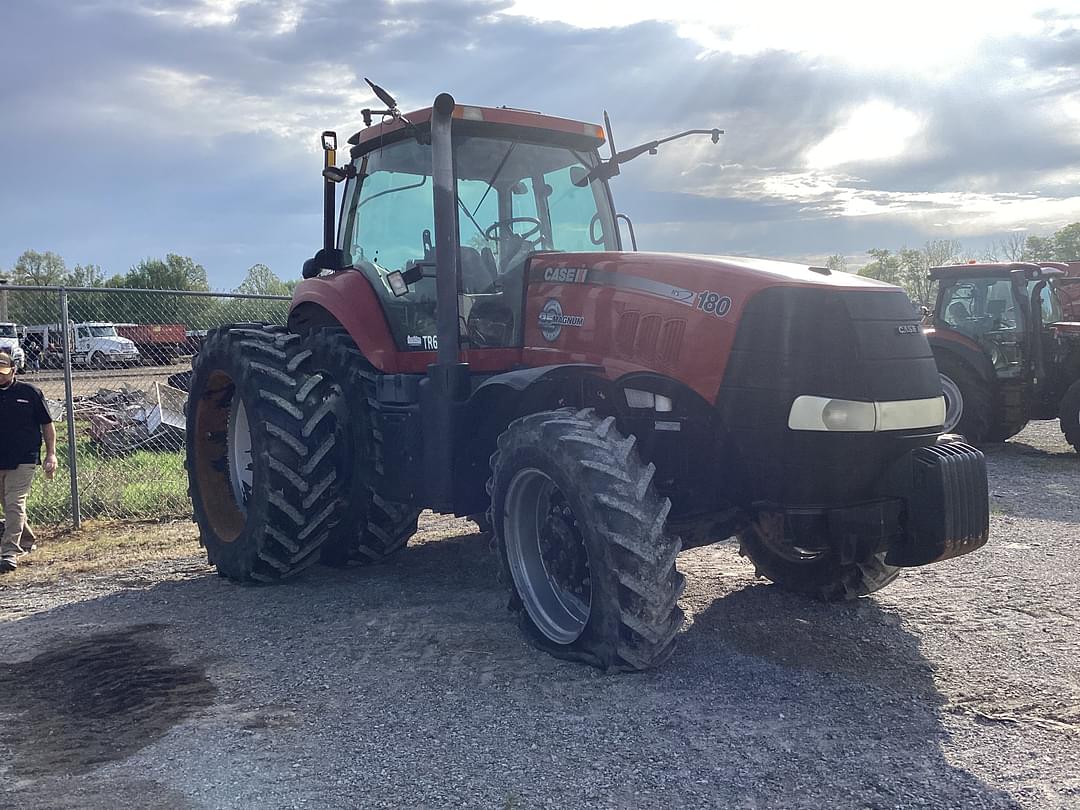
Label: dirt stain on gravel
xmin=0 ymin=623 xmax=216 ymax=778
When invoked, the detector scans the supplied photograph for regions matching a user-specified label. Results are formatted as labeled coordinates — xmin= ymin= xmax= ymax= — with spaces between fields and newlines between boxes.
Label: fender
xmin=453 ymin=364 xmax=607 ymax=513
xmin=289 ymin=271 xmax=401 ymax=372
xmin=471 ymin=363 xmax=608 ymax=418
xmin=927 ymin=328 xmax=996 ymax=383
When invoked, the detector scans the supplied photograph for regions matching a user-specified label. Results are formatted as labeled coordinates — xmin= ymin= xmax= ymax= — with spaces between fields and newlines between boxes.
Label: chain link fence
xmin=0 ymin=285 xmax=289 ymax=530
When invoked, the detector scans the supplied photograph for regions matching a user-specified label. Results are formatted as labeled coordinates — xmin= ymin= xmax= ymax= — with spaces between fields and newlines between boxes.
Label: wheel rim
xmin=504 ymin=468 xmax=592 ymax=644
xmin=227 ymin=396 xmax=253 ymax=512
xmin=940 ymin=373 xmax=963 ymax=433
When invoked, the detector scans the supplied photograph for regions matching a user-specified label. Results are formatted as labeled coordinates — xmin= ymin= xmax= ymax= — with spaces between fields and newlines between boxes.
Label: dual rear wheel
xmin=186 ymin=325 xmax=417 ymax=582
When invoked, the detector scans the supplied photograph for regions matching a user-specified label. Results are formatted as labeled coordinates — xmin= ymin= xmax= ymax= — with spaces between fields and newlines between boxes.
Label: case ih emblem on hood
xmin=544 ymin=267 xmax=589 ymax=283
xmin=539 ymin=299 xmax=585 ymax=341
xmin=897 ymin=324 xmax=920 ymax=334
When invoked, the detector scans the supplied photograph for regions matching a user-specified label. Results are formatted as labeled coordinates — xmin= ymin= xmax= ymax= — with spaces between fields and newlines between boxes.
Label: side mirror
xmin=301 ymin=247 xmax=345 ymax=279
xmin=570 ymin=166 xmax=590 ymax=187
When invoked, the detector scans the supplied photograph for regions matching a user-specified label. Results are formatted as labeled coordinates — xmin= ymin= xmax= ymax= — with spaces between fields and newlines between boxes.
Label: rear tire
xmin=936 ymin=356 xmax=994 ymax=443
xmin=737 ymin=513 xmax=899 ymax=601
xmin=1060 ymin=379 xmax=1080 ymax=453
xmin=488 ymin=408 xmax=685 ymax=672
xmin=186 ymin=325 xmax=341 ymax=582
xmin=303 ymin=327 xmax=420 ymax=566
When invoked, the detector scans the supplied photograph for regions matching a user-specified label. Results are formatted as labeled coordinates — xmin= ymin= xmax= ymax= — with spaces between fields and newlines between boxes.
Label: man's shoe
xmin=0 ymin=557 xmax=17 ymax=574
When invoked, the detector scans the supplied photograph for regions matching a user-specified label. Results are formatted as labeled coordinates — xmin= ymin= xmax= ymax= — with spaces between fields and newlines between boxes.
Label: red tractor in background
xmin=186 ymin=85 xmax=989 ymax=671
xmin=1059 ymin=261 xmax=1080 ymax=321
xmin=927 ymin=262 xmax=1080 ymax=451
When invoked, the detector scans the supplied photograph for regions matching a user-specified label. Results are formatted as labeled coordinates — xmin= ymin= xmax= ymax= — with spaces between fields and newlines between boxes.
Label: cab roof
xmin=929 ymin=261 xmax=1074 ymax=281
xmin=348 ymin=104 xmax=605 ymax=149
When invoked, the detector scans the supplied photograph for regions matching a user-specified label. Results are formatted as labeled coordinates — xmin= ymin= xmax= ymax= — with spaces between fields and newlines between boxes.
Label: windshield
xmin=89 ymin=325 xmax=118 ymax=338
xmin=0 ymin=325 xmax=16 ymax=339
xmin=340 ymin=131 xmax=617 ymax=350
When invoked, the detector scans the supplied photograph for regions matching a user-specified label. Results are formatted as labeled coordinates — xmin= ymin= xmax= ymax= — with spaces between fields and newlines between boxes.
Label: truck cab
xmin=21 ymin=322 xmax=141 ymax=369
xmin=0 ymin=323 xmax=25 ymax=370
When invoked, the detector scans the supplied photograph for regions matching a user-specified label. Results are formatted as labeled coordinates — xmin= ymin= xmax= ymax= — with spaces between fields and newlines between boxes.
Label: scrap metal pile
xmin=64 ymin=382 xmax=188 ymax=456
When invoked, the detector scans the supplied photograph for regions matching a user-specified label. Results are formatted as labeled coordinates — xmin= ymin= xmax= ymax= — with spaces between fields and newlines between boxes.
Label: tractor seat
xmin=460 ymin=246 xmax=498 ymax=294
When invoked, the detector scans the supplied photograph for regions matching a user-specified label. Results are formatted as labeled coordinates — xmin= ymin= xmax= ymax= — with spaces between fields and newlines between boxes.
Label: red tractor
xmin=927 ymin=262 xmax=1080 ymax=451
xmin=186 ymin=86 xmax=990 ymax=671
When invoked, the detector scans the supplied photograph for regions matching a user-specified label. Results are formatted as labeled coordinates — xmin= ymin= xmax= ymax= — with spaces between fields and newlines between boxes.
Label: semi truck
xmin=23 ymin=322 xmax=140 ymax=369
xmin=0 ymin=323 xmax=26 ymax=369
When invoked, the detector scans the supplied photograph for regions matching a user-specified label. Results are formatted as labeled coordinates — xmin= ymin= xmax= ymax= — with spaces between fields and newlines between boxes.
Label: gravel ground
xmin=0 ymin=422 xmax=1077 ymax=809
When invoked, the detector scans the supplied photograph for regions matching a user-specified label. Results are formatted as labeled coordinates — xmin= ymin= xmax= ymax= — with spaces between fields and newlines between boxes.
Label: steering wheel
xmin=483 ymin=217 xmax=542 ymax=242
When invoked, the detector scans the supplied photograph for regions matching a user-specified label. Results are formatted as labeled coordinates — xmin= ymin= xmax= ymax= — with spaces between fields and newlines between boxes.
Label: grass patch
xmin=5 ymin=519 xmax=204 ymax=587
xmin=25 ymin=440 xmax=190 ymax=525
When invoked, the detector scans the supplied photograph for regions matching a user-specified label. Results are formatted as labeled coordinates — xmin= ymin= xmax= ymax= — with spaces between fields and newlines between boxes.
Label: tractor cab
xmin=932 ymin=264 xmax=1064 ymax=379
xmin=928 ymin=261 xmax=1080 ymax=445
xmin=336 ymin=106 xmax=619 ymax=351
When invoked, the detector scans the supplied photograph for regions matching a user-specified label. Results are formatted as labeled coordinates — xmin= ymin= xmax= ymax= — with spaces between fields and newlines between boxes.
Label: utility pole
xmin=0 ymin=274 xmax=9 ymax=322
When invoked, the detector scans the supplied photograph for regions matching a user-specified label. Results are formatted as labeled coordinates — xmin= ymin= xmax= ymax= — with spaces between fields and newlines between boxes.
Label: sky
xmin=1 ymin=0 xmax=1079 ymax=290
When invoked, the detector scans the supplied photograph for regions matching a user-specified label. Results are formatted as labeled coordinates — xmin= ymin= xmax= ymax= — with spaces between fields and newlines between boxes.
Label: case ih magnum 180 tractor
xmin=927 ymin=262 xmax=1080 ymax=451
xmin=187 ymin=88 xmax=990 ymax=671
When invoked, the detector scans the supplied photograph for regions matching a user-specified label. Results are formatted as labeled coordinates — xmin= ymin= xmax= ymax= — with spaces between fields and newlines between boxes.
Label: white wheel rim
xmin=940 ymin=373 xmax=963 ymax=433
xmin=504 ymin=467 xmax=592 ymax=644
xmin=227 ymin=397 xmax=253 ymax=511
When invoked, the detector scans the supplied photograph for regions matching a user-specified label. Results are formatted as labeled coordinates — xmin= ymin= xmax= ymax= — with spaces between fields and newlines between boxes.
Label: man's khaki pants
xmin=0 ymin=464 xmax=37 ymax=560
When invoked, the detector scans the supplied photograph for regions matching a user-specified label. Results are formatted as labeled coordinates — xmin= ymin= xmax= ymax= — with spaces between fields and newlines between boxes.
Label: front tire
xmin=936 ymin=356 xmax=994 ymax=443
xmin=186 ymin=325 xmax=341 ymax=582
xmin=737 ymin=513 xmax=899 ymax=601
xmin=1060 ymin=379 xmax=1080 ymax=453
xmin=489 ymin=408 xmax=685 ymax=672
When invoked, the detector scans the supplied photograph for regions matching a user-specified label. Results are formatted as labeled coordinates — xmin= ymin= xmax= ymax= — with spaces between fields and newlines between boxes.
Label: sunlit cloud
xmin=501 ymin=0 xmax=1049 ymax=73
xmin=805 ymin=101 xmax=924 ymax=169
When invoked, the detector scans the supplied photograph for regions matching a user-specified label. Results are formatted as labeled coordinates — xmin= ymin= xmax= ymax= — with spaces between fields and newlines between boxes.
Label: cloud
xmin=1 ymin=0 xmax=1079 ymax=289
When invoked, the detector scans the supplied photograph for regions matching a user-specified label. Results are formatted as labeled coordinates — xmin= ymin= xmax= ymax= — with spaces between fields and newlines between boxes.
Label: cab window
xmin=941 ymin=278 xmax=1017 ymax=336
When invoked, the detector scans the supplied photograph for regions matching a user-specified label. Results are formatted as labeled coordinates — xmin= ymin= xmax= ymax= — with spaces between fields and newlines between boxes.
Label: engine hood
xmin=607 ymin=252 xmax=894 ymax=290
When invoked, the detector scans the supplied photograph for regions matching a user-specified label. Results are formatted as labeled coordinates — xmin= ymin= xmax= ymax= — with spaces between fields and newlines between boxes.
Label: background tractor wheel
xmin=303 ymin=327 xmax=420 ymax=566
xmin=186 ymin=325 xmax=342 ymax=582
xmin=737 ymin=514 xmax=899 ymax=601
xmin=1059 ymin=379 xmax=1080 ymax=453
xmin=937 ymin=356 xmax=994 ymax=443
xmin=488 ymin=408 xmax=685 ymax=672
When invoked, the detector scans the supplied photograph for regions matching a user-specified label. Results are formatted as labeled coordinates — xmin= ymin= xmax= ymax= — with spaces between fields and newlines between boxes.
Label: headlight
xmin=788 ymin=396 xmax=945 ymax=432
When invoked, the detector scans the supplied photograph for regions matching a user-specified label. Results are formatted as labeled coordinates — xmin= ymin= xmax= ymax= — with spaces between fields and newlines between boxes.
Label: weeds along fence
xmin=0 ymin=285 xmax=290 ymax=530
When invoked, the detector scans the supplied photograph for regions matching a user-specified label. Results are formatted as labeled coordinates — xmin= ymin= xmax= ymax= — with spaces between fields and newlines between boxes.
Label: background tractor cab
xmin=927 ymin=261 xmax=1080 ymax=450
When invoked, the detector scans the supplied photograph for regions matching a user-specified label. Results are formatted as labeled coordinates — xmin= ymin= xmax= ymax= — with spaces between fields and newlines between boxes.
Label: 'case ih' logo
xmin=544 ymin=266 xmax=589 ymax=283
xmin=897 ymin=324 xmax=919 ymax=334
xmin=538 ymin=299 xmax=585 ymax=341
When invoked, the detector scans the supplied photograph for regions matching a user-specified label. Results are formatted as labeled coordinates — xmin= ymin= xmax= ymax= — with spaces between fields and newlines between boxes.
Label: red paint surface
xmin=293 ymin=253 xmax=904 ymax=400
xmin=521 ymin=252 xmax=898 ymax=402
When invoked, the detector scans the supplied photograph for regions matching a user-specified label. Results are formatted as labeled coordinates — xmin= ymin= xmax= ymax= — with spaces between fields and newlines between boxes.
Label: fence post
xmin=58 ymin=290 xmax=81 ymax=529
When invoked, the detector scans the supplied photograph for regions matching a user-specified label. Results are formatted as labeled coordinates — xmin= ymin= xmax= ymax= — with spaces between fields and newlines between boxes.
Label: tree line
xmin=0 ymin=251 xmax=298 ymax=330
xmin=828 ymin=222 xmax=1080 ymax=306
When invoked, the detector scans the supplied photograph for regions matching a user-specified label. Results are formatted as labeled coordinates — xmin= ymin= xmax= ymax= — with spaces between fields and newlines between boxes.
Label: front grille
xmin=887 ymin=441 xmax=989 ymax=566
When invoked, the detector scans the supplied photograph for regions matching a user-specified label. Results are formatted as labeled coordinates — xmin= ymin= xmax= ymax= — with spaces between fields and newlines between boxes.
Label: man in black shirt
xmin=0 ymin=350 xmax=56 ymax=572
